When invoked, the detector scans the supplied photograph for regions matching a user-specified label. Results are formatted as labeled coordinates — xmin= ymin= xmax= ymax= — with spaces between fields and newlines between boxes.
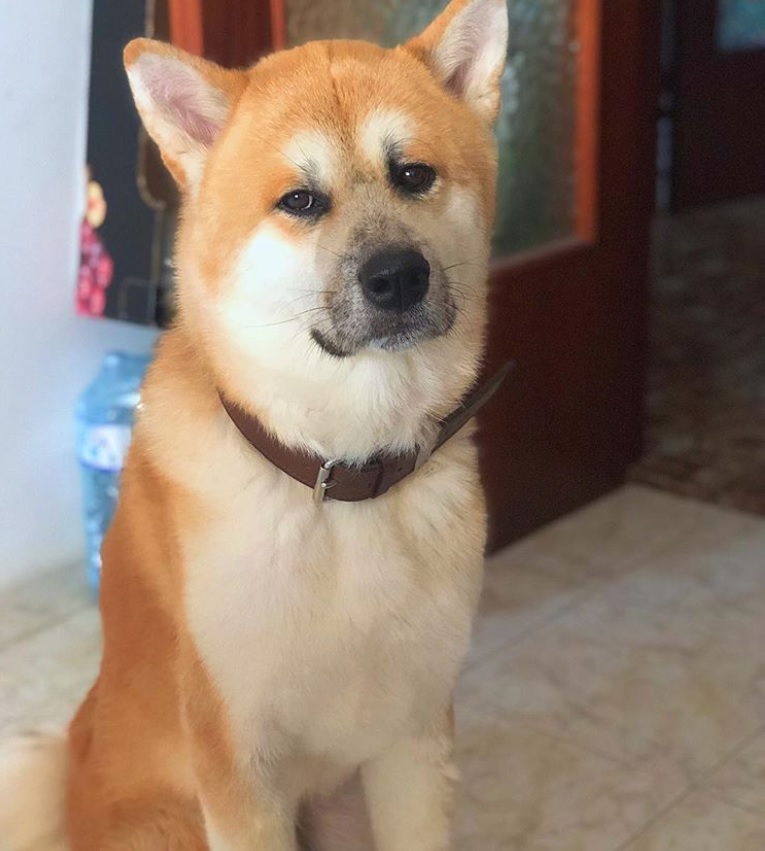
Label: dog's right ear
xmin=124 ymin=39 xmax=247 ymax=190
xmin=405 ymin=0 xmax=508 ymax=125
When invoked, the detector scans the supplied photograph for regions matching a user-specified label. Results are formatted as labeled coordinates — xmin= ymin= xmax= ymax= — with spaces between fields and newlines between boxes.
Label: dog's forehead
xmin=280 ymin=109 xmax=415 ymax=181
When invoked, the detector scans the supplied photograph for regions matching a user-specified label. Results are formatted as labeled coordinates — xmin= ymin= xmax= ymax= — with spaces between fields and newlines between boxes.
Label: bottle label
xmin=78 ymin=425 xmax=133 ymax=472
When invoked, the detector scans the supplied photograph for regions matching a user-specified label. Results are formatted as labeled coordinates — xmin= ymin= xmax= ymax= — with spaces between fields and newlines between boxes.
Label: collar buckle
xmin=313 ymin=459 xmax=339 ymax=504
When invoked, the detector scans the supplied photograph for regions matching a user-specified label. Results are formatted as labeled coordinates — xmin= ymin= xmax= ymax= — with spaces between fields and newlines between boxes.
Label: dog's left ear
xmin=405 ymin=0 xmax=509 ymax=124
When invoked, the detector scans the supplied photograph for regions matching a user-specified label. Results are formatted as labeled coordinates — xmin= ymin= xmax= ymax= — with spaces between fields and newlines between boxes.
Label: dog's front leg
xmin=184 ymin=685 xmax=297 ymax=851
xmin=196 ymin=769 xmax=297 ymax=851
xmin=362 ymin=714 xmax=456 ymax=851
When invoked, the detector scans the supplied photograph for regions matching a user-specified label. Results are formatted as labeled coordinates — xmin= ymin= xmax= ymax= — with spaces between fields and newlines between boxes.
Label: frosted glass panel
xmin=718 ymin=0 xmax=765 ymax=51
xmin=493 ymin=2 xmax=578 ymax=254
xmin=284 ymin=0 xmax=580 ymax=255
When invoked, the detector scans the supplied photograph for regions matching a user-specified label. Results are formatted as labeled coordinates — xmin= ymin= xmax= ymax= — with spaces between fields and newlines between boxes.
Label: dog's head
xmin=125 ymin=0 xmax=508 ymax=457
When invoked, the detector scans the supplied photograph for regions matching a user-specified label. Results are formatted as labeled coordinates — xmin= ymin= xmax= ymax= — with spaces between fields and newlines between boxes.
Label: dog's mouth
xmin=311 ymin=301 xmax=456 ymax=359
xmin=311 ymin=329 xmax=353 ymax=359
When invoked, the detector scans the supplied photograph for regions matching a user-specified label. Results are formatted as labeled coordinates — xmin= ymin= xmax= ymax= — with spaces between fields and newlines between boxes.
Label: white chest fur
xmin=182 ymin=436 xmax=485 ymax=786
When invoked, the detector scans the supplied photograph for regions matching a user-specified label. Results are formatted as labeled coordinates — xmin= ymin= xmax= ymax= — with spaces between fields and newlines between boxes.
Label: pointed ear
xmin=405 ymin=0 xmax=509 ymax=124
xmin=123 ymin=39 xmax=247 ymax=189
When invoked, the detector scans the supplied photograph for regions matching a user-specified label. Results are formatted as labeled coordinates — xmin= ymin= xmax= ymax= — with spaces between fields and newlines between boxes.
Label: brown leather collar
xmin=219 ymin=361 xmax=513 ymax=504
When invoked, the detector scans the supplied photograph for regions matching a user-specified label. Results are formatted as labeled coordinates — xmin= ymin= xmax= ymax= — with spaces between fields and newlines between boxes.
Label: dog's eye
xmin=277 ymin=190 xmax=329 ymax=218
xmin=390 ymin=163 xmax=437 ymax=195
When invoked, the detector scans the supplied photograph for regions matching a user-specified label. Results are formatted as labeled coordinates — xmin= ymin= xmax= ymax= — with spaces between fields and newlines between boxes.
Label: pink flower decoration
xmin=77 ymin=218 xmax=114 ymax=318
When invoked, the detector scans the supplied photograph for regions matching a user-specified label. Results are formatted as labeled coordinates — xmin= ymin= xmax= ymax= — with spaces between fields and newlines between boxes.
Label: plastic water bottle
xmin=75 ymin=352 xmax=151 ymax=595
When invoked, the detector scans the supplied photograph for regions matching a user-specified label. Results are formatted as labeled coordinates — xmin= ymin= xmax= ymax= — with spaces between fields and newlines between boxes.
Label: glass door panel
xmin=283 ymin=0 xmax=590 ymax=255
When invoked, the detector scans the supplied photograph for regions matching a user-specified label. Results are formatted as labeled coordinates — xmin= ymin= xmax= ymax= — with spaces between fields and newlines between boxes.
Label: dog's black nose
xmin=359 ymin=249 xmax=430 ymax=312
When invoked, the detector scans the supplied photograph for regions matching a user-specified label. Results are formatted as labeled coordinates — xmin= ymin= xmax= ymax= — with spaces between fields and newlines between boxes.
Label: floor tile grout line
xmin=474 ymin=572 xmax=765 ymax=665
xmin=1 ymin=700 xmax=77 ymax=738
xmin=467 ymin=710 xmax=697 ymax=778
xmin=0 ymin=563 xmax=89 ymax=604
xmin=462 ymin=594 xmax=765 ymax=782
xmin=692 ymin=723 xmax=765 ymax=787
xmin=611 ymin=786 xmax=697 ymax=851
xmin=697 ymin=787 xmax=765 ymax=820
xmin=462 ymin=658 xmax=752 ymax=782
xmin=491 ymin=728 xmax=697 ymax=851
xmin=0 ymin=602 xmax=93 ymax=655
xmin=505 ymin=489 xmax=765 ymax=590
xmin=634 ymin=483 xmax=765 ymax=527
xmin=464 ymin=647 xmax=765 ymax=785
xmin=462 ymin=578 xmax=604 ymax=674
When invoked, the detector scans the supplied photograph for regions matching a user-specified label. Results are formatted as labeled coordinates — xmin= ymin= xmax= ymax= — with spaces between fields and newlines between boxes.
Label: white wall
xmin=0 ymin=0 xmax=157 ymax=588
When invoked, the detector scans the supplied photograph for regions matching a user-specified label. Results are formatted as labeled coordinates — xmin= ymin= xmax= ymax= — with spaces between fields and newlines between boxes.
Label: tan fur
xmin=0 ymin=2 xmax=507 ymax=849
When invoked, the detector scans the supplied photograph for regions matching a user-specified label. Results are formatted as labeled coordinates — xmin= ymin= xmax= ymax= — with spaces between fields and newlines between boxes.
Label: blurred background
xmin=0 ymin=0 xmax=762 ymax=592
xmin=1 ymin=3 xmax=765 ymax=845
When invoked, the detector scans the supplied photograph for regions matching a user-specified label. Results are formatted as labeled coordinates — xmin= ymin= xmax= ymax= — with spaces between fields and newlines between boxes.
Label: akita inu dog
xmin=0 ymin=1 xmax=508 ymax=848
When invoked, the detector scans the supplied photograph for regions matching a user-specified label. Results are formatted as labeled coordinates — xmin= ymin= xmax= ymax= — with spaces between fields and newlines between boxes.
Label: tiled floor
xmin=2 ymin=484 xmax=765 ymax=849
xmin=630 ymin=198 xmax=765 ymax=516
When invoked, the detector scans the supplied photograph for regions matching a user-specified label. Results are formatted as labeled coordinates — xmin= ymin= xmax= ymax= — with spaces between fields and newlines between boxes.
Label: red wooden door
xmin=169 ymin=0 xmax=661 ymax=552
xmin=671 ymin=0 xmax=765 ymax=208
xmin=168 ymin=0 xmax=281 ymax=66
xmin=479 ymin=0 xmax=661 ymax=549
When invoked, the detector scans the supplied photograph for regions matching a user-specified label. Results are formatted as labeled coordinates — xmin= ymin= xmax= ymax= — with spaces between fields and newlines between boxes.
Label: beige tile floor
xmin=2 ymin=484 xmax=765 ymax=849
